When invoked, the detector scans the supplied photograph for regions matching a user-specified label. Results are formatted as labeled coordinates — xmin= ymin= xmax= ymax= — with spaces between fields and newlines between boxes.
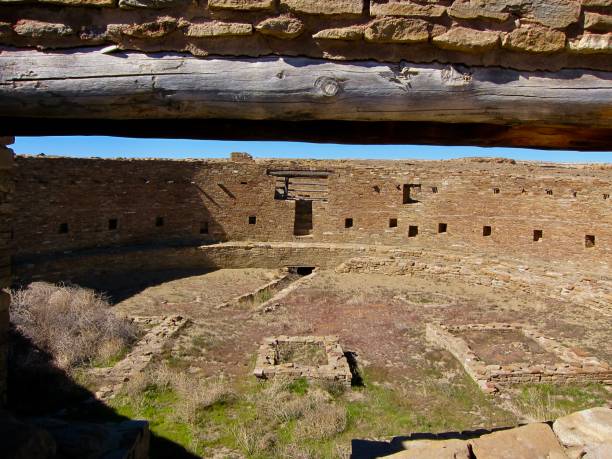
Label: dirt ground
xmin=95 ymin=268 xmax=612 ymax=457
xmin=110 ymin=268 xmax=611 ymax=392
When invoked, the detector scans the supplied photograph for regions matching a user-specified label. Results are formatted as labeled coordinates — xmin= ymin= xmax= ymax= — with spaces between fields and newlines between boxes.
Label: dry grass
xmin=10 ymin=282 xmax=137 ymax=369
xmin=294 ymin=402 xmax=347 ymax=440
xmin=174 ymin=374 xmax=236 ymax=423
xmin=123 ymin=362 xmax=236 ymax=424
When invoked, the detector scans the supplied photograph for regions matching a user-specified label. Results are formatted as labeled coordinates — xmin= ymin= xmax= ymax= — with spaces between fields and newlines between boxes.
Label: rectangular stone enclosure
xmin=254 ymin=336 xmax=352 ymax=387
xmin=426 ymin=323 xmax=612 ymax=393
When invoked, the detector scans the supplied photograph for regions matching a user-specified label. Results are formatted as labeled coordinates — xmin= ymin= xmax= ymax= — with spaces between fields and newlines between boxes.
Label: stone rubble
xmin=91 ymin=314 xmax=189 ymax=399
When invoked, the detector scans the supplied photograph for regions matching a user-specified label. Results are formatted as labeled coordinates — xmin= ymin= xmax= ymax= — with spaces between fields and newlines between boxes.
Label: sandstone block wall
xmin=0 ymin=0 xmax=610 ymax=71
xmin=0 ymin=136 xmax=14 ymax=405
xmin=12 ymin=155 xmax=612 ymax=266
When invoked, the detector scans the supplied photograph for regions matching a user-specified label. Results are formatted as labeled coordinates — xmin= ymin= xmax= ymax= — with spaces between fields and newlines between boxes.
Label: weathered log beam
xmin=0 ymin=47 xmax=611 ymax=149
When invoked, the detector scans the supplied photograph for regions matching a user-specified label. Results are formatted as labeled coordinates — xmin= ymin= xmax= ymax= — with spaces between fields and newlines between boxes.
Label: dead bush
xmin=295 ymin=403 xmax=347 ymax=440
xmin=174 ymin=375 xmax=236 ymax=423
xmin=10 ymin=282 xmax=138 ymax=369
xmin=231 ymin=423 xmax=276 ymax=456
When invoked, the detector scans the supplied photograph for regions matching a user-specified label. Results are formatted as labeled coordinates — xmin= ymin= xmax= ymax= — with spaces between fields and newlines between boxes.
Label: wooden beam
xmin=0 ymin=47 xmax=611 ymax=149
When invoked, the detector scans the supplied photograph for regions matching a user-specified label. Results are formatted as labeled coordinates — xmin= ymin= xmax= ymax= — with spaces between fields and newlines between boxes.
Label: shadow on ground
xmin=6 ymin=327 xmax=200 ymax=459
xmin=351 ymin=426 xmax=520 ymax=459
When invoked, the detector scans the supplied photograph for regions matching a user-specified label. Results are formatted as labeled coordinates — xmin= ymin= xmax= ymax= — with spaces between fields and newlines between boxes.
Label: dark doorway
xmin=288 ymin=266 xmax=315 ymax=276
xmin=294 ymin=200 xmax=313 ymax=236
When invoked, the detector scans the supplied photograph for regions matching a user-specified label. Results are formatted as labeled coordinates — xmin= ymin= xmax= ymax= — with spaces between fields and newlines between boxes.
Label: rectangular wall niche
xmin=58 ymin=223 xmax=69 ymax=234
xmin=533 ymin=229 xmax=543 ymax=242
xmin=249 ymin=216 xmax=257 ymax=225
xmin=389 ymin=218 xmax=398 ymax=228
xmin=294 ymin=200 xmax=313 ymax=236
xmin=483 ymin=225 xmax=492 ymax=237
xmin=438 ymin=223 xmax=447 ymax=233
xmin=345 ymin=218 xmax=353 ymax=229
xmin=108 ymin=218 xmax=118 ymax=230
xmin=200 ymin=221 xmax=209 ymax=234
xmin=155 ymin=217 xmax=164 ymax=227
xmin=402 ymin=184 xmax=421 ymax=204
xmin=585 ymin=234 xmax=595 ymax=248
xmin=408 ymin=225 xmax=418 ymax=237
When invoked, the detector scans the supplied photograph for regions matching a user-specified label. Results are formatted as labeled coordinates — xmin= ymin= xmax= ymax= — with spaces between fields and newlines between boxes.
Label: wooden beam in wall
xmin=1 ymin=47 xmax=611 ymax=150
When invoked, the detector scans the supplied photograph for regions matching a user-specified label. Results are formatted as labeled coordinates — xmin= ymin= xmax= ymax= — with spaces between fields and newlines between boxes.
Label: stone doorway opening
xmin=288 ymin=266 xmax=315 ymax=276
xmin=293 ymin=200 xmax=313 ymax=236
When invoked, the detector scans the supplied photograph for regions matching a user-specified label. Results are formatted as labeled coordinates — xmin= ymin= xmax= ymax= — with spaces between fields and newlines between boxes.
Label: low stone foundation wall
xmin=13 ymin=243 xmax=612 ymax=321
xmin=12 ymin=241 xmax=378 ymax=285
xmin=254 ymin=335 xmax=352 ymax=387
xmin=426 ymin=323 xmax=612 ymax=393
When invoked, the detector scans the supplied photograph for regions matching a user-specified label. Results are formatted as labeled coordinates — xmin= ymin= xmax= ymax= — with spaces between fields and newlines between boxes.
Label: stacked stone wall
xmin=12 ymin=155 xmax=612 ymax=264
xmin=0 ymin=136 xmax=14 ymax=405
xmin=0 ymin=0 xmax=610 ymax=71
xmin=426 ymin=323 xmax=612 ymax=392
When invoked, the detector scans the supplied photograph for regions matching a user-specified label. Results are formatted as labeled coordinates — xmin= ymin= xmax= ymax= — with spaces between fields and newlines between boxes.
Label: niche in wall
xmin=408 ymin=225 xmax=418 ymax=237
xmin=483 ymin=225 xmax=492 ymax=237
xmin=533 ymin=229 xmax=543 ymax=242
xmin=402 ymin=184 xmax=421 ymax=204
xmin=585 ymin=234 xmax=595 ymax=248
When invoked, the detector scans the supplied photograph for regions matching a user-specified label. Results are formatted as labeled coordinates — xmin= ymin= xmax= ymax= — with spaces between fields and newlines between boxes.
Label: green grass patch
xmin=512 ymin=383 xmax=610 ymax=422
xmin=287 ymin=377 xmax=309 ymax=395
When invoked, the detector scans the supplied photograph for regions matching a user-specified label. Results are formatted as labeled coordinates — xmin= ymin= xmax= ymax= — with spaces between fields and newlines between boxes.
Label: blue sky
xmin=12 ymin=136 xmax=612 ymax=163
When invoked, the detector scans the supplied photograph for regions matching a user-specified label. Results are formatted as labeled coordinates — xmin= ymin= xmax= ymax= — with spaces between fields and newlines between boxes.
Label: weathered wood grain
xmin=1 ymin=47 xmax=611 ymax=127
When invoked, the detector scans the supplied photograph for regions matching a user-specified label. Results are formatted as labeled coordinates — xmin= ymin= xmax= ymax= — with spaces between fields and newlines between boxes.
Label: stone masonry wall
xmin=0 ymin=0 xmax=610 ymax=71
xmin=12 ymin=155 xmax=612 ymax=265
xmin=0 ymin=136 xmax=14 ymax=405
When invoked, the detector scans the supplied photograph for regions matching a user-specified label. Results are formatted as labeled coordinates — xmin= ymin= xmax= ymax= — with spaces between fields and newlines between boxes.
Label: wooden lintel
xmin=0 ymin=47 xmax=611 ymax=150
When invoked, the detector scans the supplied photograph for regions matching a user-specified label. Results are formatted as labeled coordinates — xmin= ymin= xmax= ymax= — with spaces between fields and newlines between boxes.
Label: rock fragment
xmin=313 ymin=26 xmax=363 ymax=41
xmin=208 ymin=0 xmax=275 ymax=11
xmin=256 ymin=16 xmax=305 ymax=39
xmin=280 ymin=0 xmax=363 ymax=15
xmin=567 ymin=33 xmax=612 ymax=54
xmin=364 ymin=17 xmax=430 ymax=44
xmin=186 ymin=22 xmax=253 ymax=38
xmin=502 ymin=26 xmax=566 ymax=53
xmin=433 ymin=27 xmax=500 ymax=52
xmin=370 ymin=1 xmax=446 ymax=18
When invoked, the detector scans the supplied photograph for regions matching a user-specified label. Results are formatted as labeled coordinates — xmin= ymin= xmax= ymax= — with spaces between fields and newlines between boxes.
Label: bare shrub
xmin=96 ymin=337 xmax=126 ymax=366
xmin=317 ymin=379 xmax=348 ymax=398
xmin=295 ymin=403 xmax=347 ymax=440
xmin=174 ymin=375 xmax=236 ymax=423
xmin=10 ymin=282 xmax=138 ymax=369
xmin=231 ymin=423 xmax=276 ymax=456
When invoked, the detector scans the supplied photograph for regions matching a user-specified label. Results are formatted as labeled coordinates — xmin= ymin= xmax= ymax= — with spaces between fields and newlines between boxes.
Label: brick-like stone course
xmin=0 ymin=0 xmax=609 ymax=69
xmin=11 ymin=155 xmax=612 ymax=262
